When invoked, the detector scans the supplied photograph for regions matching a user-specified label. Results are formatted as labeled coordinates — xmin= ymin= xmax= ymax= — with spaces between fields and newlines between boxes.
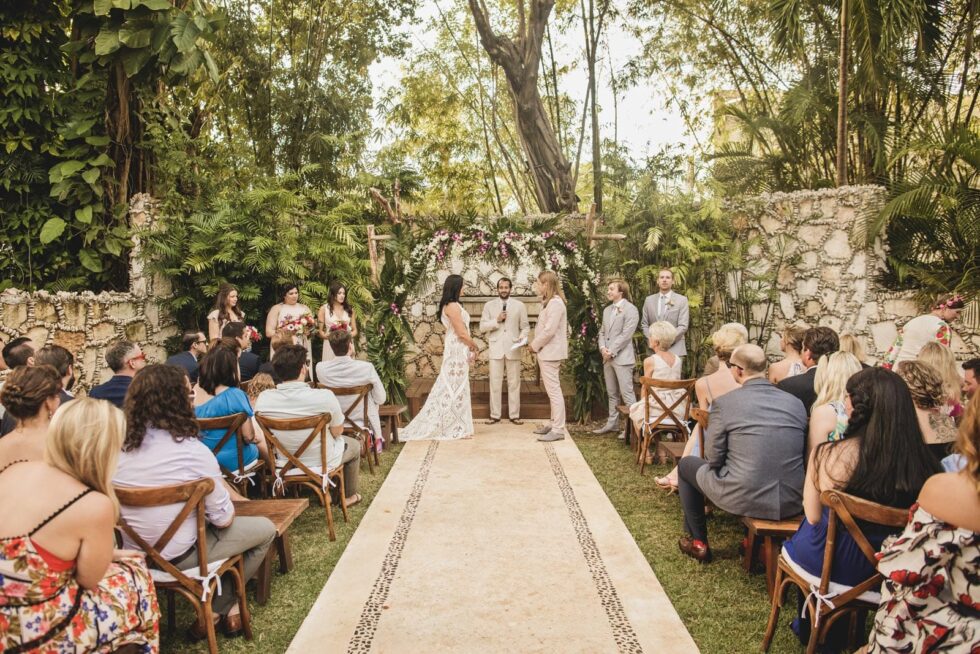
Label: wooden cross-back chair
xmin=253 ymin=412 xmax=347 ymax=541
xmin=196 ymin=413 xmax=268 ymax=496
xmin=636 ymin=377 xmax=697 ymax=474
xmin=762 ymin=490 xmax=909 ymax=654
xmin=115 ymin=478 xmax=253 ymax=654
xmin=318 ymin=383 xmax=379 ymax=473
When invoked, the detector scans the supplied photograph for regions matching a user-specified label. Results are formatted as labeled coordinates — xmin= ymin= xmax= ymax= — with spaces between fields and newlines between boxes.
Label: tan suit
xmin=480 ymin=298 xmax=530 ymax=419
xmin=531 ymin=297 xmax=568 ymax=434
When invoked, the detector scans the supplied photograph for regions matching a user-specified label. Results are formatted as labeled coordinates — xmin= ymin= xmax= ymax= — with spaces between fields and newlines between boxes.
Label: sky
xmin=369 ymin=0 xmax=706 ymax=163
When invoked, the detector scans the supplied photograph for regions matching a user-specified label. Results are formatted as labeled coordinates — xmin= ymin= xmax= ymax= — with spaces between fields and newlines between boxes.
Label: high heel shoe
xmin=655 ymin=476 xmax=678 ymax=493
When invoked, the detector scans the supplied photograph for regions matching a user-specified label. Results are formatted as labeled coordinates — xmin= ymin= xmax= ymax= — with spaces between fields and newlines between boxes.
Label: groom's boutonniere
xmin=615 ymin=306 xmax=623 ymax=314
xmin=666 ymin=298 xmax=675 ymax=309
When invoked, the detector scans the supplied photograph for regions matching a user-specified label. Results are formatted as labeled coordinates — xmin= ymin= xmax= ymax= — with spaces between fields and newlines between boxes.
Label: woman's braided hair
xmin=0 ymin=365 xmax=61 ymax=421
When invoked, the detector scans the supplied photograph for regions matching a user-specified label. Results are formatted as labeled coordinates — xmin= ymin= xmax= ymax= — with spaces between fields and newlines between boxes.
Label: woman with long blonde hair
xmin=807 ymin=351 xmax=862 ymax=452
xmin=917 ymin=341 xmax=965 ymax=418
xmin=530 ymin=270 xmax=569 ymax=441
xmin=0 ymin=398 xmax=160 ymax=652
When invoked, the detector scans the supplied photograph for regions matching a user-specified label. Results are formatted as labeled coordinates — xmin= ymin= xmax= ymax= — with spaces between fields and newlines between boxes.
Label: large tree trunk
xmin=468 ymin=0 xmax=577 ymax=213
xmin=836 ymin=0 xmax=848 ymax=186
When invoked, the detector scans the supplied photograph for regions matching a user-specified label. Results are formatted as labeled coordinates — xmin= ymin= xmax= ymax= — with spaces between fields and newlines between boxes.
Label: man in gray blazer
xmin=315 ymin=329 xmax=386 ymax=439
xmin=639 ymin=268 xmax=689 ymax=357
xmin=597 ymin=280 xmax=639 ymax=434
xmin=676 ymin=344 xmax=807 ymax=563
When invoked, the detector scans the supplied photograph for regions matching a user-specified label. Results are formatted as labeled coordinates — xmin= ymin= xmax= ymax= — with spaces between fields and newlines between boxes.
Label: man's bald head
xmin=730 ymin=343 xmax=767 ymax=377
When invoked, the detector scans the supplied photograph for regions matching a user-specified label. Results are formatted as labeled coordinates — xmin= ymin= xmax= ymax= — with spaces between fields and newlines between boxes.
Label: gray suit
xmin=598 ymin=300 xmax=639 ymax=422
xmin=696 ymin=378 xmax=807 ymax=520
xmin=640 ymin=291 xmax=689 ymax=357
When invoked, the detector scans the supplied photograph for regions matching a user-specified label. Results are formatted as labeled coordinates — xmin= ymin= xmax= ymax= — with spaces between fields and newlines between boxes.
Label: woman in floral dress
xmin=865 ymin=390 xmax=980 ymax=653
xmin=0 ymin=399 xmax=159 ymax=653
xmin=882 ymin=294 xmax=964 ymax=369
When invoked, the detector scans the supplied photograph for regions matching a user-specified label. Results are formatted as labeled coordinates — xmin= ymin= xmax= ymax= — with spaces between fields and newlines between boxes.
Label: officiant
xmin=480 ymin=277 xmax=530 ymax=425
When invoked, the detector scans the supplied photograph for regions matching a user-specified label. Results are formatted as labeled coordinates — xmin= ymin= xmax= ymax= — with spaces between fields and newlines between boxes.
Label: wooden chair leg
xmin=362 ymin=434 xmax=375 ymax=474
xmin=761 ymin=567 xmax=785 ymax=652
xmin=202 ymin=596 xmax=218 ymax=654
xmin=255 ymin=548 xmax=273 ymax=605
xmin=233 ymin=559 xmax=253 ymax=641
xmin=338 ymin=473 xmax=349 ymax=523
xmin=372 ymin=433 xmax=380 ymax=466
xmin=765 ymin=538 xmax=780 ymax=598
xmin=166 ymin=590 xmax=176 ymax=634
xmin=323 ymin=488 xmax=336 ymax=541
xmin=743 ymin=527 xmax=758 ymax=573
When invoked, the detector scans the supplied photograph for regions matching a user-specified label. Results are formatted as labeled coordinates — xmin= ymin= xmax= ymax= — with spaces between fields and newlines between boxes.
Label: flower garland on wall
xmin=365 ymin=216 xmax=606 ymax=420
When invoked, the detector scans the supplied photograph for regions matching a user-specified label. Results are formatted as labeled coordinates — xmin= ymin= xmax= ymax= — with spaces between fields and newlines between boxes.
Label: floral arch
xmin=364 ymin=216 xmax=606 ymax=421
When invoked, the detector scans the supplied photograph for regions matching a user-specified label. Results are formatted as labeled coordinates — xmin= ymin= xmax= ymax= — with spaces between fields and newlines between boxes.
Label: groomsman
xmin=597 ymin=280 xmax=639 ymax=434
xmin=640 ymin=267 xmax=689 ymax=358
xmin=479 ymin=278 xmax=530 ymax=424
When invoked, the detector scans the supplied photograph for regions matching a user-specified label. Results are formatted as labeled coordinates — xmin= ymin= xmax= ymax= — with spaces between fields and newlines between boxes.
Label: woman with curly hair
xmin=895 ymin=360 xmax=959 ymax=463
xmin=114 ymin=364 xmax=275 ymax=638
xmin=207 ymin=283 xmax=245 ymax=341
xmin=780 ymin=367 xmax=941 ymax=648
xmin=1 ymin=398 xmax=160 ymax=652
xmin=0 ymin=365 xmax=62 ymax=462
xmin=864 ymin=390 xmax=980 ymax=652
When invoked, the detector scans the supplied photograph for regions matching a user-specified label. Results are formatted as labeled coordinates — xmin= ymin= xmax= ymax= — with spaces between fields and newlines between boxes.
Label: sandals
xmin=344 ymin=493 xmax=362 ymax=509
xmin=509 ymin=418 xmax=524 ymax=425
xmin=486 ymin=418 xmax=501 ymax=424
xmin=655 ymin=476 xmax=678 ymax=493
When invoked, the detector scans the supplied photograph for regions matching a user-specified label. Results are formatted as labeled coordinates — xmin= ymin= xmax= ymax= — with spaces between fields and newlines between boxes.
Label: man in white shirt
xmin=640 ymin=268 xmax=690 ymax=358
xmin=597 ymin=280 xmax=639 ymax=434
xmin=315 ymin=329 xmax=386 ymax=439
xmin=255 ymin=344 xmax=361 ymax=506
xmin=479 ymin=277 xmax=530 ymax=424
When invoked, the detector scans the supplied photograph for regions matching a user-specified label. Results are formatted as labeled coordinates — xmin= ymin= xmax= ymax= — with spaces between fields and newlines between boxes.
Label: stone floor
xmin=287 ymin=422 xmax=699 ymax=653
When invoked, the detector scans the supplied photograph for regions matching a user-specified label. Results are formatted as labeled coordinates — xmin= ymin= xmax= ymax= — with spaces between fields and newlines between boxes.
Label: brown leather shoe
xmin=678 ymin=536 xmax=713 ymax=563
xmin=220 ymin=613 xmax=243 ymax=638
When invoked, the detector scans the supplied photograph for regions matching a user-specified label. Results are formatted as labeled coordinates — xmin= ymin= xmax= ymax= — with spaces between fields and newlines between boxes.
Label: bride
xmin=400 ymin=274 xmax=479 ymax=440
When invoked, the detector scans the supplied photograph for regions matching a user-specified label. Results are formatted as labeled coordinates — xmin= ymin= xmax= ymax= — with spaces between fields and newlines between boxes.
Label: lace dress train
xmin=400 ymin=309 xmax=474 ymax=441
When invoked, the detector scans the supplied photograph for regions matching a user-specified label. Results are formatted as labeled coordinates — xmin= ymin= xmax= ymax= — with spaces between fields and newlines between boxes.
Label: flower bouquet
xmin=280 ymin=312 xmax=317 ymax=337
xmin=244 ymin=325 xmax=262 ymax=342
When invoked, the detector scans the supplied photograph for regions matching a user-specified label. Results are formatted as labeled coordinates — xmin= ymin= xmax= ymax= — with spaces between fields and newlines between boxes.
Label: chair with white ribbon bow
xmin=253 ymin=412 xmax=347 ymax=541
xmin=115 ymin=478 xmax=252 ymax=654
xmin=762 ymin=490 xmax=908 ymax=653
xmin=196 ymin=413 xmax=269 ymax=496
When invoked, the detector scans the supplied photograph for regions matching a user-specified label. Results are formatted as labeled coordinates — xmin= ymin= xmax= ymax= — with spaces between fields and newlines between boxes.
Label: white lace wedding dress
xmin=400 ymin=306 xmax=474 ymax=440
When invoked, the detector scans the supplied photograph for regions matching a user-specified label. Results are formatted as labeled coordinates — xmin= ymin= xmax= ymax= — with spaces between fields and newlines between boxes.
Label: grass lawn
xmin=573 ymin=430 xmax=806 ymax=654
xmin=159 ymin=442 xmax=404 ymax=654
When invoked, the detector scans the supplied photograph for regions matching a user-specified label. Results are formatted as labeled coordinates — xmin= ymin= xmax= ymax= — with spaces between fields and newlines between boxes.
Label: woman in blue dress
xmin=192 ymin=344 xmax=268 ymax=474
xmin=781 ymin=367 xmax=941 ymax=650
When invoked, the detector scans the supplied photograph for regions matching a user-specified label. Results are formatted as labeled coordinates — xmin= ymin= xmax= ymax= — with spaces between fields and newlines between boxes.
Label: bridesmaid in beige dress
xmin=265 ymin=283 xmax=314 ymax=367
xmin=207 ymin=283 xmax=245 ymax=341
xmin=318 ymin=281 xmax=358 ymax=363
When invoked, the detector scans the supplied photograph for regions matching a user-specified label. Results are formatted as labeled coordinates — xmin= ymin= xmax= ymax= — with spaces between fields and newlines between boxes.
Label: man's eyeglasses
xmin=730 ymin=363 xmax=745 ymax=373
xmin=195 ymin=339 xmax=208 ymax=345
xmin=127 ymin=352 xmax=147 ymax=364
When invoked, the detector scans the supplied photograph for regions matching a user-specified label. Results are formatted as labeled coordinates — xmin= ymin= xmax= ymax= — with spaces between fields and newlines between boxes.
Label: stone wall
xmin=0 ymin=194 xmax=178 ymax=391
xmin=730 ymin=185 xmax=980 ymax=362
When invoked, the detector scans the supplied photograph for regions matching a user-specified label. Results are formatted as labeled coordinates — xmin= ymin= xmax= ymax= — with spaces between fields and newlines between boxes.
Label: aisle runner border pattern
xmin=544 ymin=443 xmax=644 ymax=654
xmin=346 ymin=441 xmax=440 ymax=654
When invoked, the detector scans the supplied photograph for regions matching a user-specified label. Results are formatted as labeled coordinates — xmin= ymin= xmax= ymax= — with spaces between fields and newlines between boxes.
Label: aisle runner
xmin=287 ymin=424 xmax=699 ymax=653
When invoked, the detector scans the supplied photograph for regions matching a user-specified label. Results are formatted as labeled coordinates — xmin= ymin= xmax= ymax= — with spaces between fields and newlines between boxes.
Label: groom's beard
xmin=498 ymin=292 xmax=510 ymax=300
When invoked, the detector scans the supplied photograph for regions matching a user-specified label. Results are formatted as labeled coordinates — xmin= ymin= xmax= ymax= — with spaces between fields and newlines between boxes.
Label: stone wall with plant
xmin=729 ymin=185 xmax=980 ymax=362
xmin=0 ymin=195 xmax=178 ymax=391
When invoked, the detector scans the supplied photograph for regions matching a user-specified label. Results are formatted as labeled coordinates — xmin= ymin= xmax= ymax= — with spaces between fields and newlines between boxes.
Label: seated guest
xmin=963 ymin=358 xmax=979 ymax=399
xmin=917 ymin=341 xmax=965 ymax=419
xmin=883 ymin=293 xmax=963 ymax=368
xmin=0 ymin=365 xmax=62 ymax=458
xmin=193 ymin=345 xmax=270 ymax=473
xmin=254 ymin=344 xmax=360 ymax=508
xmin=629 ymin=321 xmax=684 ymax=464
xmin=0 ymin=337 xmax=36 ymax=435
xmin=677 ymin=344 xmax=807 ymax=562
xmin=865 ymin=391 xmax=980 ymax=653
xmin=781 ymin=367 xmax=940 ymax=647
xmin=777 ymin=326 xmax=840 ymax=414
xmin=165 ymin=330 xmax=208 ymax=384
xmin=116 ymin=364 xmax=275 ymax=637
xmin=0 ymin=398 xmax=160 ymax=652
xmin=34 ymin=344 xmax=76 ymax=407
xmin=768 ymin=324 xmax=807 ymax=384
xmin=838 ymin=332 xmax=870 ymax=367
xmin=258 ymin=330 xmax=295 ymax=383
xmin=895 ymin=361 xmax=958 ymax=463
xmin=807 ymin=351 xmax=862 ymax=451
xmin=88 ymin=340 xmax=146 ymax=408
xmin=655 ymin=324 xmax=746 ymax=490
xmin=315 ymin=329 xmax=386 ymax=440
xmin=222 ymin=322 xmax=260 ymax=382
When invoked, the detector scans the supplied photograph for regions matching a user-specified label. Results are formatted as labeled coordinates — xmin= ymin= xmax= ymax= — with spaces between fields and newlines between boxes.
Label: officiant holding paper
xmin=480 ymin=277 xmax=530 ymax=425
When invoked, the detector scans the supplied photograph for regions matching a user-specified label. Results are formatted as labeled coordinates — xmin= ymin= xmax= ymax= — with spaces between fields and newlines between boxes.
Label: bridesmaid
xmin=208 ymin=283 xmax=245 ymax=341
xmin=265 ymin=282 xmax=314 ymax=367
xmin=529 ymin=270 xmax=568 ymax=442
xmin=318 ymin=281 xmax=358 ymax=363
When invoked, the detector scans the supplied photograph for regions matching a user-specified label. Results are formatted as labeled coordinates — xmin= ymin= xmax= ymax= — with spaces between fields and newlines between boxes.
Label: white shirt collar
xmin=660 ymin=291 xmax=671 ymax=300
xmin=613 ymin=298 xmax=625 ymax=309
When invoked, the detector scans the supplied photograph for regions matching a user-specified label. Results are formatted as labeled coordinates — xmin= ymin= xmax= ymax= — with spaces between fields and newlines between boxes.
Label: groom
xmin=640 ymin=267 xmax=689 ymax=358
xmin=479 ymin=277 xmax=530 ymax=424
